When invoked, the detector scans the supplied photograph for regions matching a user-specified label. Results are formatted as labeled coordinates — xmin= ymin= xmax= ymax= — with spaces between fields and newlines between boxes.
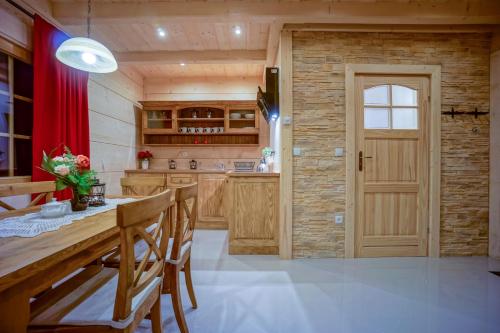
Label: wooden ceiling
xmin=35 ymin=0 xmax=500 ymax=79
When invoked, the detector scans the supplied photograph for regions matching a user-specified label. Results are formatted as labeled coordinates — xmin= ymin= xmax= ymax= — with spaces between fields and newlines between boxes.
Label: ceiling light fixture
xmin=234 ymin=25 xmax=242 ymax=35
xmin=55 ymin=0 xmax=117 ymax=73
xmin=157 ymin=27 xmax=167 ymax=38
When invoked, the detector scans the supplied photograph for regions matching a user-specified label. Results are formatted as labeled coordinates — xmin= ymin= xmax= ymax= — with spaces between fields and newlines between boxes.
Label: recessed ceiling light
xmin=157 ymin=27 xmax=167 ymax=38
xmin=180 ymin=62 xmax=186 ymax=66
xmin=234 ymin=26 xmax=242 ymax=35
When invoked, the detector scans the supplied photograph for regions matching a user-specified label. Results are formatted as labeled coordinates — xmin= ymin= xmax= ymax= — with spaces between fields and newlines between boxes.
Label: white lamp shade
xmin=56 ymin=37 xmax=118 ymax=73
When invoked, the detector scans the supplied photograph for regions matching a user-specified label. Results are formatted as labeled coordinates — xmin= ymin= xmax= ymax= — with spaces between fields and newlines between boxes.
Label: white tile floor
xmin=136 ymin=230 xmax=500 ymax=333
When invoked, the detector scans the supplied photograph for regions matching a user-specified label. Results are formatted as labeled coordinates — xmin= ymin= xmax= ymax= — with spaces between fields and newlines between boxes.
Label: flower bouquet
xmin=138 ymin=150 xmax=153 ymax=169
xmin=40 ymin=147 xmax=95 ymax=211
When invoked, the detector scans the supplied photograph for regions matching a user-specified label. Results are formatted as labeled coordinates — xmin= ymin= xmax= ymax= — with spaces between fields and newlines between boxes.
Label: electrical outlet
xmin=293 ymin=147 xmax=301 ymax=156
xmin=335 ymin=148 xmax=344 ymax=157
xmin=335 ymin=214 xmax=344 ymax=224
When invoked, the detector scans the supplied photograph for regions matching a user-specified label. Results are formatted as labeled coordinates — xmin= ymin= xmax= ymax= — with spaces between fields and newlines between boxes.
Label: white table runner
xmin=0 ymin=198 xmax=136 ymax=238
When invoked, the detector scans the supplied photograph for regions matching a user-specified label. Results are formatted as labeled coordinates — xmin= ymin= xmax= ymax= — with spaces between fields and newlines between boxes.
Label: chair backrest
xmin=120 ymin=177 xmax=167 ymax=196
xmin=113 ymin=190 xmax=174 ymax=321
xmin=170 ymin=183 xmax=198 ymax=262
xmin=0 ymin=181 xmax=56 ymax=211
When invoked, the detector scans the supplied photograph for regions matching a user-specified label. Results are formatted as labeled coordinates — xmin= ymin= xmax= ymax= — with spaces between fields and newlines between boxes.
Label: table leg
xmin=0 ymin=286 xmax=30 ymax=333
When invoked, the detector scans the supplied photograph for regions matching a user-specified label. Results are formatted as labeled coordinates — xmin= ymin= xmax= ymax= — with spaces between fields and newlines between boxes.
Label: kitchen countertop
xmin=126 ymin=169 xmax=227 ymax=174
xmin=226 ymin=171 xmax=280 ymax=177
xmin=125 ymin=169 xmax=280 ymax=177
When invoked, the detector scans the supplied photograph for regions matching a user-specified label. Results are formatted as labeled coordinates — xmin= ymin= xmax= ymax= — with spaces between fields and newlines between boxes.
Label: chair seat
xmin=30 ymin=268 xmax=161 ymax=330
xmin=104 ymin=237 xmax=192 ymax=265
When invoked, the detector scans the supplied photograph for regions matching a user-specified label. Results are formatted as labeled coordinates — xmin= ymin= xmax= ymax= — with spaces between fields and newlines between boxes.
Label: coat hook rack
xmin=471 ymin=107 xmax=489 ymax=119
xmin=442 ymin=107 xmax=464 ymax=118
xmin=442 ymin=107 xmax=489 ymax=119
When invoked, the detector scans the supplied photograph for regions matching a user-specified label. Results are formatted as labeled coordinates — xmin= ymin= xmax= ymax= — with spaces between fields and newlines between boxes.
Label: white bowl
xmin=244 ymin=113 xmax=255 ymax=119
xmin=230 ymin=113 xmax=241 ymax=119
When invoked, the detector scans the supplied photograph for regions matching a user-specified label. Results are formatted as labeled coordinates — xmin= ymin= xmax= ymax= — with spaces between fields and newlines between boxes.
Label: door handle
xmin=358 ymin=151 xmax=372 ymax=171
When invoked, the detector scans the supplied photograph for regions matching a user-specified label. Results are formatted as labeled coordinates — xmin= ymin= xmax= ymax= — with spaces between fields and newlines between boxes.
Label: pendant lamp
xmin=55 ymin=0 xmax=117 ymax=73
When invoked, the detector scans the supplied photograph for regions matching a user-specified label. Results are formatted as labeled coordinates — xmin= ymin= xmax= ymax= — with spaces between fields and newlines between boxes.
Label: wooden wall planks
xmin=490 ymin=32 xmax=500 ymax=259
xmin=144 ymin=76 xmax=263 ymax=101
xmin=89 ymin=68 xmax=144 ymax=195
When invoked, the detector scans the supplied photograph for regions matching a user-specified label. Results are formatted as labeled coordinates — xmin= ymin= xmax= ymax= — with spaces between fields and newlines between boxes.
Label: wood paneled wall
xmin=145 ymin=113 xmax=270 ymax=170
xmin=0 ymin=3 xmax=32 ymax=51
xmin=490 ymin=32 xmax=500 ymax=259
xmin=144 ymin=76 xmax=262 ymax=101
xmin=292 ymin=31 xmax=491 ymax=258
xmin=143 ymin=76 xmax=269 ymax=167
xmin=89 ymin=68 xmax=144 ymax=195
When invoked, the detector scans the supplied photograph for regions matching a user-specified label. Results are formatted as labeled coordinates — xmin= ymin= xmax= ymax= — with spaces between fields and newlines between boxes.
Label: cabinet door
xmin=225 ymin=106 xmax=259 ymax=134
xmin=167 ymin=173 xmax=197 ymax=186
xmin=198 ymin=174 xmax=226 ymax=229
xmin=143 ymin=108 xmax=176 ymax=134
xmin=228 ymin=177 xmax=279 ymax=254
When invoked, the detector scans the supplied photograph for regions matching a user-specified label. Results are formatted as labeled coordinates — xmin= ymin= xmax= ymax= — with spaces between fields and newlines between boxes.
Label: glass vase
xmin=71 ymin=188 xmax=88 ymax=212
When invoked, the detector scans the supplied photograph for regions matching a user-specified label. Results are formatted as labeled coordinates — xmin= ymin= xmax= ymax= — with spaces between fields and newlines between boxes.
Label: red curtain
xmin=32 ymin=15 xmax=90 ymax=200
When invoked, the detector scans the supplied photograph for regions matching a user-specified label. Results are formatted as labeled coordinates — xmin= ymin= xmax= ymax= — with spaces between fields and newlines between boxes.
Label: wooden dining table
xmin=0 ymin=206 xmax=122 ymax=333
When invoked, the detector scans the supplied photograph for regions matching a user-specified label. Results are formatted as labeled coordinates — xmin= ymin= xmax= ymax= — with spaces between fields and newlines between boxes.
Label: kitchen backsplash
xmin=147 ymin=158 xmax=261 ymax=170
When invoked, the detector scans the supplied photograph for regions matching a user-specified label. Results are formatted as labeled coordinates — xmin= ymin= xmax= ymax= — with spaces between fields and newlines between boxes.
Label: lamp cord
xmin=87 ymin=0 xmax=91 ymax=38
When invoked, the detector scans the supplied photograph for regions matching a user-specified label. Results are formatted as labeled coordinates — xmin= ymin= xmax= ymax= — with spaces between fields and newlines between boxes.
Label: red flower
xmin=138 ymin=151 xmax=153 ymax=160
xmin=76 ymin=155 xmax=90 ymax=169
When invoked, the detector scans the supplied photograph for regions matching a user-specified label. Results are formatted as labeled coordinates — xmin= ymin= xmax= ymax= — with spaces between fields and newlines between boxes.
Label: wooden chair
xmin=0 ymin=181 xmax=55 ymax=215
xmin=103 ymin=183 xmax=198 ymax=333
xmin=28 ymin=190 xmax=174 ymax=333
xmin=163 ymin=183 xmax=198 ymax=333
xmin=120 ymin=176 xmax=167 ymax=196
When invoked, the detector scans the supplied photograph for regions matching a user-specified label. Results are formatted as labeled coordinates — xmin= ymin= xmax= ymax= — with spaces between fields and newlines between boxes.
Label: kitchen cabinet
xmin=139 ymin=101 xmax=260 ymax=146
xmin=225 ymin=173 xmax=279 ymax=255
xmin=125 ymin=170 xmax=225 ymax=229
xmin=197 ymin=173 xmax=226 ymax=229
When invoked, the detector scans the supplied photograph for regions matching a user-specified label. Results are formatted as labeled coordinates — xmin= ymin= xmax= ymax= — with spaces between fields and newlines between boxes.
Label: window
xmin=0 ymin=51 xmax=33 ymax=177
xmin=363 ymin=84 xmax=418 ymax=130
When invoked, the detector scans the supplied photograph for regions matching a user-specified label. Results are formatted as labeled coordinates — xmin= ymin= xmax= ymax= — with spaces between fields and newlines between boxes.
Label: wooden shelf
xmin=149 ymin=133 xmax=258 ymax=136
xmin=177 ymin=118 xmax=225 ymax=122
xmin=140 ymin=101 xmax=260 ymax=146
xmin=13 ymin=94 xmax=32 ymax=103
xmin=145 ymin=144 xmax=260 ymax=147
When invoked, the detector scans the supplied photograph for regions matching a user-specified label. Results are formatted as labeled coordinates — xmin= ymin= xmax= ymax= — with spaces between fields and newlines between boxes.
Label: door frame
xmin=345 ymin=64 xmax=441 ymax=258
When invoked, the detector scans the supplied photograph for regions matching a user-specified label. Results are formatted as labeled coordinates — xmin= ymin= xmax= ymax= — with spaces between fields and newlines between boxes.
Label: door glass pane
xmin=364 ymin=108 xmax=390 ymax=129
xmin=392 ymin=108 xmax=418 ymax=129
xmin=0 ymin=136 xmax=9 ymax=176
xmin=364 ymin=85 xmax=389 ymax=106
xmin=0 ymin=94 xmax=10 ymax=134
xmin=392 ymin=85 xmax=417 ymax=106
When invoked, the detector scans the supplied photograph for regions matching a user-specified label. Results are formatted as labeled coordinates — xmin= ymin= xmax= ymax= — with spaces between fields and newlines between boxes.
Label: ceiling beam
xmin=114 ymin=50 xmax=267 ymax=65
xmin=284 ymin=23 xmax=500 ymax=33
xmin=52 ymin=1 xmax=500 ymax=25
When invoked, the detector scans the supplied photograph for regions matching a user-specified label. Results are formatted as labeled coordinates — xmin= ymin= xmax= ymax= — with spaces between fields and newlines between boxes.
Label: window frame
xmin=363 ymin=84 xmax=419 ymax=130
xmin=0 ymin=37 xmax=33 ymax=178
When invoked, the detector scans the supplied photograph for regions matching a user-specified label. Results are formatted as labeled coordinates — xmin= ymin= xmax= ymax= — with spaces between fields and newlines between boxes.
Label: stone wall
xmin=292 ymin=31 xmax=491 ymax=258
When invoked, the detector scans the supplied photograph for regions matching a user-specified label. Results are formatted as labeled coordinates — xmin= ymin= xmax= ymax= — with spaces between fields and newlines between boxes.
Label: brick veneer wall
xmin=292 ymin=31 xmax=490 ymax=258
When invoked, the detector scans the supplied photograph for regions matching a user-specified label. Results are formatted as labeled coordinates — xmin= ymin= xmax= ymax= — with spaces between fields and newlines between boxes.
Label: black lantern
xmin=88 ymin=177 xmax=106 ymax=207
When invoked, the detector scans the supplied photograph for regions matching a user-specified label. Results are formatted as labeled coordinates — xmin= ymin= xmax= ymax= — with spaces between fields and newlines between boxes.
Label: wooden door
xmin=198 ymin=173 xmax=226 ymax=229
xmin=355 ymin=75 xmax=429 ymax=257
